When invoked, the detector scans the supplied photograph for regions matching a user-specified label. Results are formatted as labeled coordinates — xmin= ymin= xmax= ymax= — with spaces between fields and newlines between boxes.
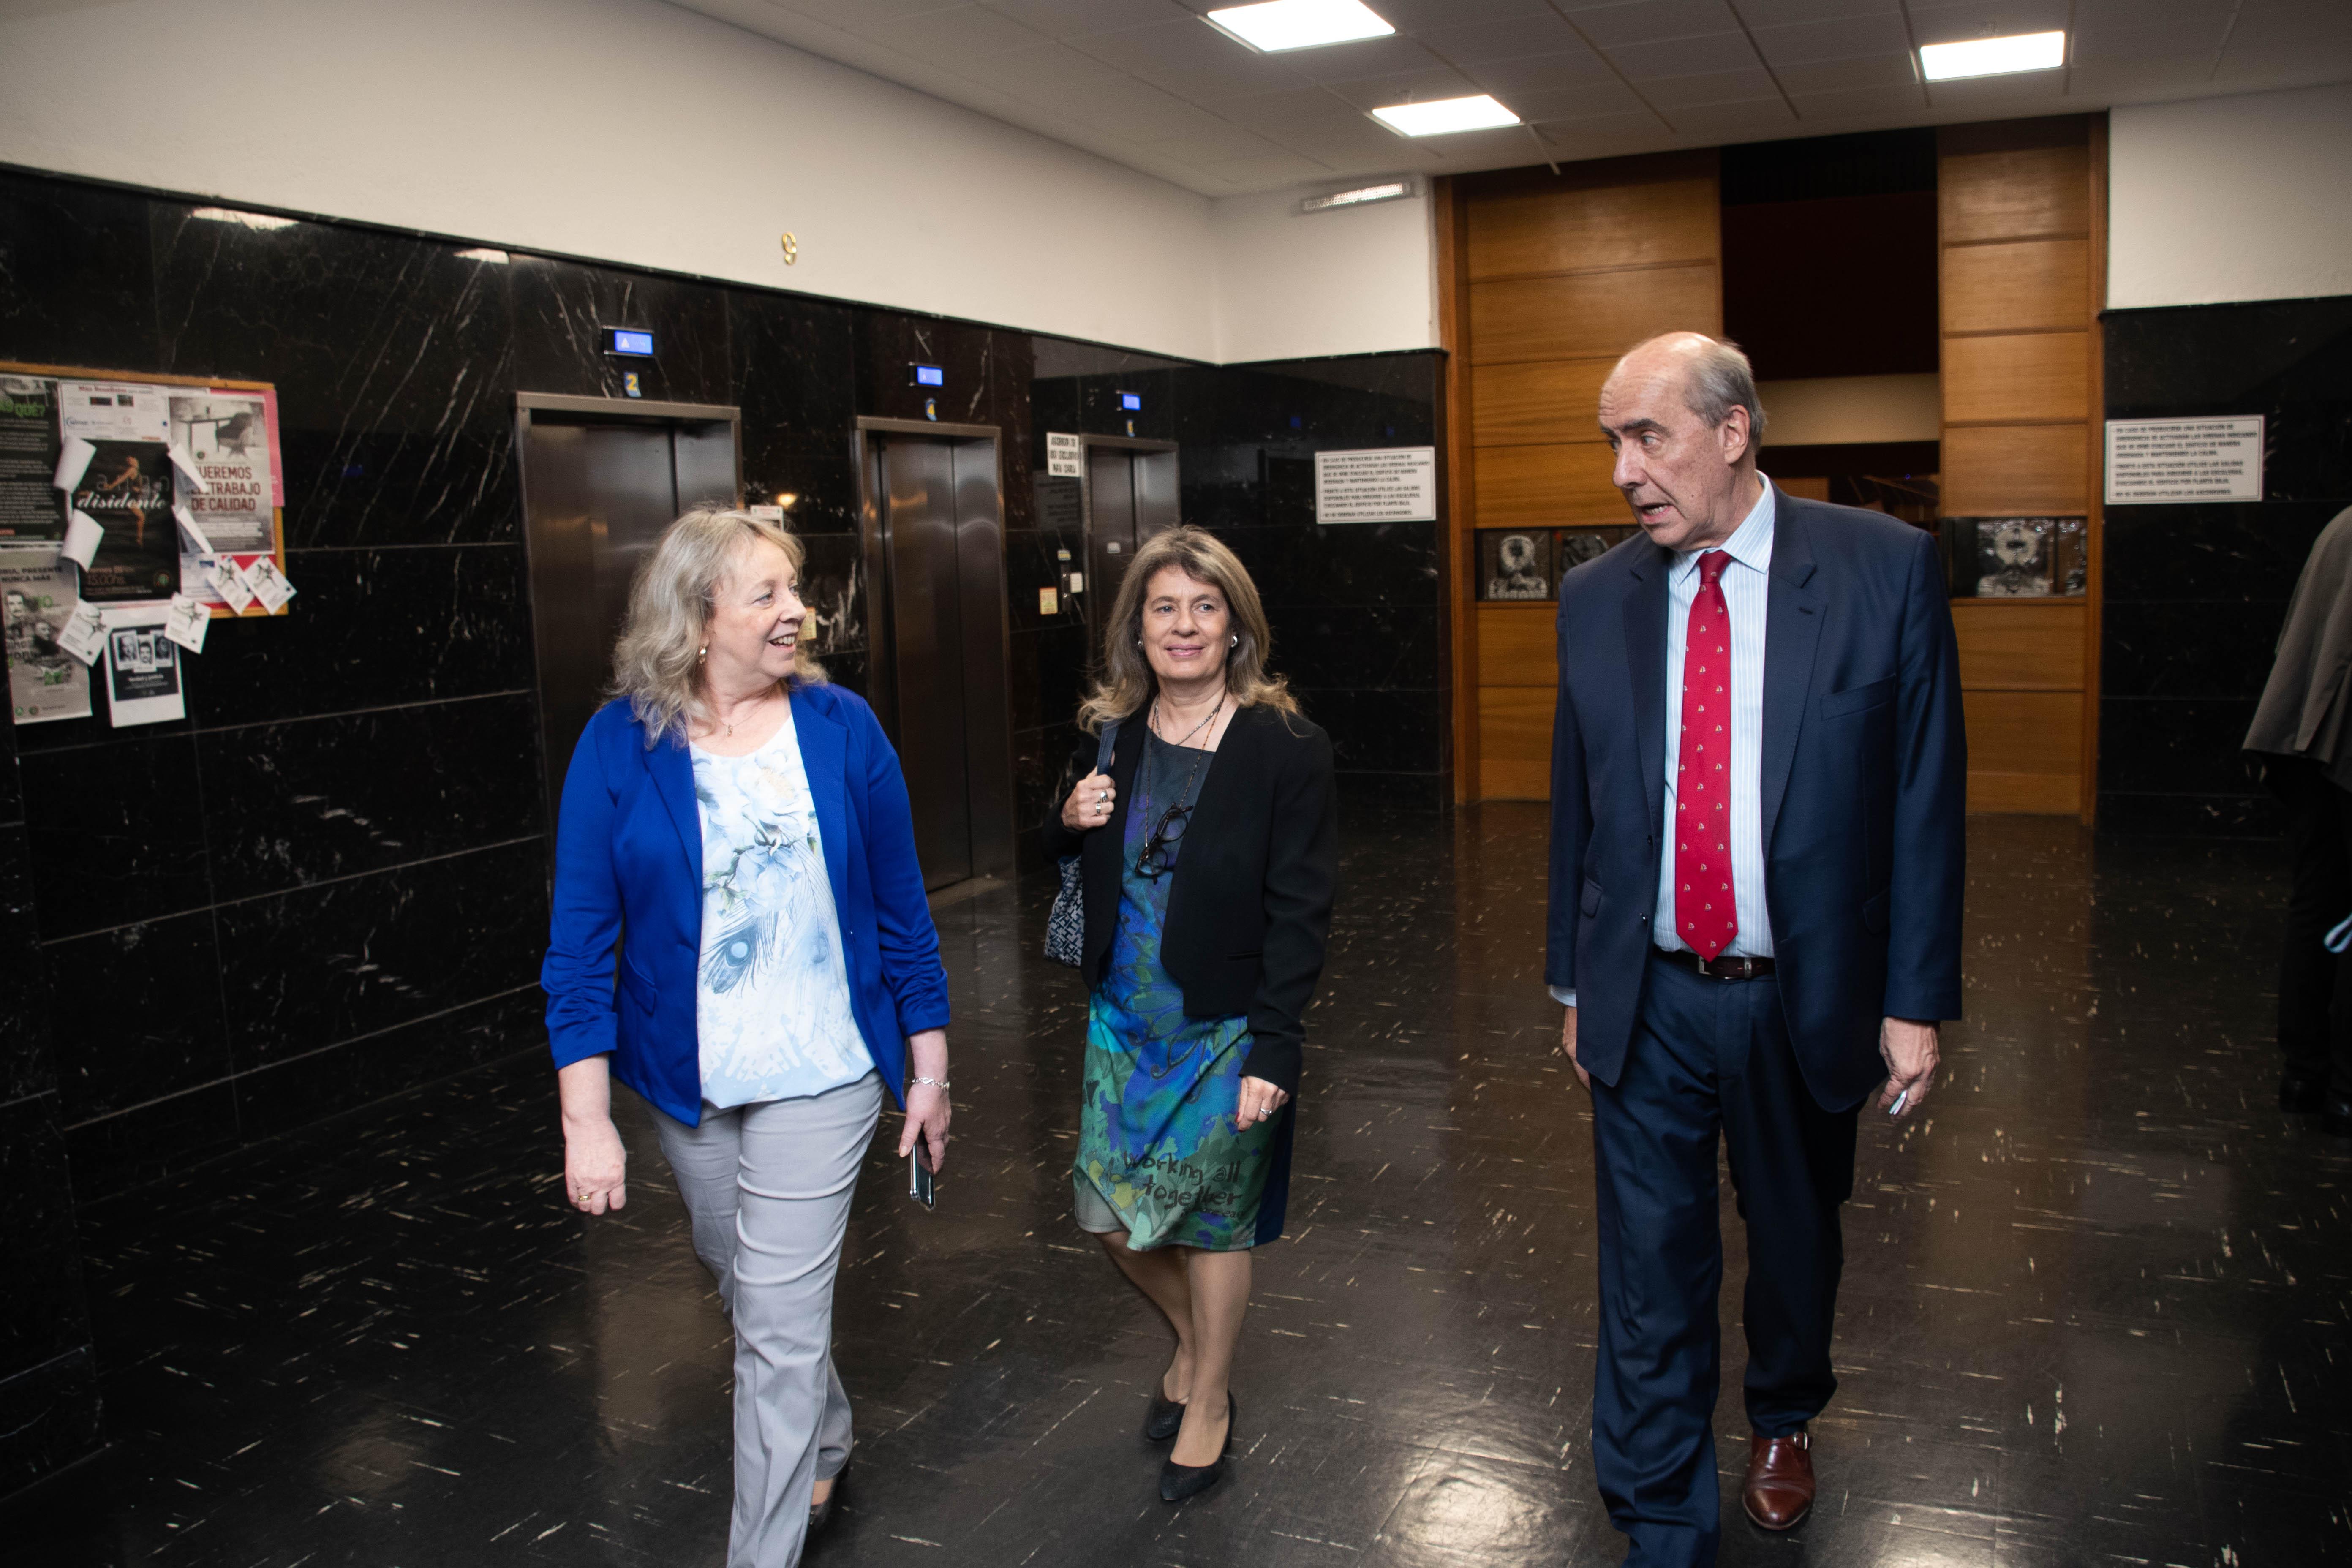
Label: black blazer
xmin=1042 ymin=702 xmax=1338 ymax=1096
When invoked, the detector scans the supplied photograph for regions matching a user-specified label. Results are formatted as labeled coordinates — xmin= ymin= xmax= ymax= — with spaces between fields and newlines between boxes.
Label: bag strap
xmin=1094 ymin=718 xmax=1121 ymax=774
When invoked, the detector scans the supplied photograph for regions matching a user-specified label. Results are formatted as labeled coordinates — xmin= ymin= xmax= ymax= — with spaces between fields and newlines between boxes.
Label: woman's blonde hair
xmin=609 ymin=506 xmax=826 ymax=745
xmin=1076 ymin=524 xmax=1298 ymax=732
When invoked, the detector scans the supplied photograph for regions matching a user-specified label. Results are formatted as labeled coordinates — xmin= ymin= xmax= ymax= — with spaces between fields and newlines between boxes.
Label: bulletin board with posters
xmin=0 ymin=361 xmax=293 ymax=728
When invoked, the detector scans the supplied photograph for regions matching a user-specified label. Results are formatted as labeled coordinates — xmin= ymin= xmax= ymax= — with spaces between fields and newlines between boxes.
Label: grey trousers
xmin=653 ymin=1071 xmax=883 ymax=1568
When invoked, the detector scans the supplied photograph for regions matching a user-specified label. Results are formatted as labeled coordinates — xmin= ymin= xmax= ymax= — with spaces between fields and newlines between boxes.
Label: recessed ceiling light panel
xmin=1206 ymin=0 xmax=1394 ymax=54
xmin=1919 ymin=30 xmax=2066 ymax=81
xmin=1371 ymin=95 xmax=1521 ymax=137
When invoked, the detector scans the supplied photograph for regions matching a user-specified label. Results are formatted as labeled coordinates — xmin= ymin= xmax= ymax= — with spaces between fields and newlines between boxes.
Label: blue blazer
xmin=1544 ymin=490 xmax=1967 ymax=1111
xmin=542 ymin=682 xmax=951 ymax=1126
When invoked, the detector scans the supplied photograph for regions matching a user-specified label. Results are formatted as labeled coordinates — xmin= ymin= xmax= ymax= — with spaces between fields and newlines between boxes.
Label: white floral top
xmin=691 ymin=710 xmax=871 ymax=1107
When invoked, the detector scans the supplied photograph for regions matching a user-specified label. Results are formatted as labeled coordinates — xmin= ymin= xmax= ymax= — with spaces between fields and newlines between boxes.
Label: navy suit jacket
xmin=1544 ymin=488 xmax=1966 ymax=1111
xmin=542 ymin=682 xmax=950 ymax=1126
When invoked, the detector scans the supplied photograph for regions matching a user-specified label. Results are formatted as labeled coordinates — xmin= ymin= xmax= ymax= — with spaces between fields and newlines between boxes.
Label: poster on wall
xmin=0 ymin=377 xmax=65 ymax=542
xmin=1477 ymin=528 xmax=1554 ymax=600
xmin=0 ymin=547 xmax=91 ymax=723
xmin=58 ymin=381 xmax=180 ymax=602
xmin=102 ymin=609 xmax=185 ymax=727
xmin=1315 ymin=446 xmax=1437 ymax=524
xmin=2104 ymin=416 xmax=2265 ymax=504
xmin=169 ymin=390 xmax=275 ymax=555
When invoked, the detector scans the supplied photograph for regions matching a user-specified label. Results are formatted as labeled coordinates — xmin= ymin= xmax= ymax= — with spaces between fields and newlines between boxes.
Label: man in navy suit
xmin=1546 ymin=333 xmax=1964 ymax=1565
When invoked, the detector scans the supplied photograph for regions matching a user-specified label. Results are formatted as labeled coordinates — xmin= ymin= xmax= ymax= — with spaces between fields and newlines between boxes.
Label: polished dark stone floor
xmin=9 ymin=808 xmax=2351 ymax=1565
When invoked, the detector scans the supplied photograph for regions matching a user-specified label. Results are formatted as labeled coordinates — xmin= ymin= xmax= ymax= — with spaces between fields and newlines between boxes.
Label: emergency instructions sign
xmin=2104 ymin=416 xmax=2265 ymax=504
xmin=1314 ymin=446 xmax=1437 ymax=524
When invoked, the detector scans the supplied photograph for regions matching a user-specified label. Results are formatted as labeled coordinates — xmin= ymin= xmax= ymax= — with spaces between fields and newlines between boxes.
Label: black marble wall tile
xmin=508 ymin=254 xmax=731 ymax=409
xmin=190 ymin=544 xmax=532 ymax=728
xmin=2106 ymin=296 xmax=2352 ymax=502
xmin=195 ymin=693 xmax=544 ymax=903
xmin=20 ymin=734 xmax=209 ymax=940
xmin=46 ymin=910 xmax=230 ymax=1127
xmin=2101 ymin=502 xmax=2339 ymax=604
xmin=1294 ymin=687 xmax=1444 ymax=775
xmin=796 ymin=531 xmax=866 ymax=665
xmin=0 ymin=827 xmax=57 ymax=1107
xmin=231 ymin=987 xmax=542 ymax=1142
xmin=2100 ymin=299 xmax=2352 ymax=833
xmin=727 ymin=288 xmax=858 ymax=461
xmin=0 ymin=171 xmax=158 ymax=371
xmin=992 ymin=334 xmax=1039 ymax=533
xmin=763 ymin=454 xmax=861 ymax=539
xmin=215 ymin=838 xmax=546 ymax=1071
xmin=853 ymin=312 xmax=997 ymax=427
xmin=1211 ymin=520 xmax=1442 ymax=610
xmin=1007 ymin=622 xmax=1091 ymax=739
xmin=0 ymin=1097 xmax=91 ymax=1377
xmin=1263 ymin=603 xmax=1441 ymax=693
xmin=2102 ymin=599 xmax=2293 ymax=702
xmin=150 ymin=204 xmax=517 ymax=550
xmin=2100 ymin=697 xmax=2262 ymax=797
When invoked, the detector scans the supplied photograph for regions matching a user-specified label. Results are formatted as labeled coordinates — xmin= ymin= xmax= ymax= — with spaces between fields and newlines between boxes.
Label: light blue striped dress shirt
xmin=1557 ymin=479 xmax=1775 ymax=1007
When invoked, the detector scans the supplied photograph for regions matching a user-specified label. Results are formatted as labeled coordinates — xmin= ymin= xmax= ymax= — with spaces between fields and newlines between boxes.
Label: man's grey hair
xmin=1625 ymin=332 xmax=1769 ymax=444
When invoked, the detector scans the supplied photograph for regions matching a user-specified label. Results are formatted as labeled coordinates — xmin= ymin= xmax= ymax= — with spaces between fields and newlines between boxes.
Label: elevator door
xmin=520 ymin=400 xmax=738 ymax=825
xmin=863 ymin=431 xmax=1014 ymax=891
xmin=1083 ymin=442 xmax=1179 ymax=657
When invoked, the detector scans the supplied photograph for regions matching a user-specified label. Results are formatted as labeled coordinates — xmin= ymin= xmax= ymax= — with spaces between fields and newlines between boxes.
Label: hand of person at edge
xmin=565 ymin=1116 xmax=628 ymax=1215
xmin=1560 ymin=1006 xmax=1590 ymax=1092
xmin=1236 ymin=1075 xmax=1290 ymax=1130
xmin=1062 ymin=769 xmax=1116 ymax=833
xmin=1877 ymin=1016 xmax=1939 ymax=1118
xmin=898 ymin=1028 xmax=953 ymax=1173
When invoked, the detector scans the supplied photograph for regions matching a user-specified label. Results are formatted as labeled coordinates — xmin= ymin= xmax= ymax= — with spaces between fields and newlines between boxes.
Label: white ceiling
xmin=668 ymin=0 xmax=2352 ymax=196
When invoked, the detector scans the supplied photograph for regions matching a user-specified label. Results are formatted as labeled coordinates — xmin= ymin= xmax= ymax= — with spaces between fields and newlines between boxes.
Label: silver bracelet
xmin=910 ymin=1075 xmax=950 ymax=1091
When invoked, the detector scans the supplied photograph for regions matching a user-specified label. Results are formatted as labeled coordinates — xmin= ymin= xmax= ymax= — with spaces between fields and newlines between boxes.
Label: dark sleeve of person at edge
xmin=1042 ymin=709 xmax=1339 ymax=1096
xmin=2241 ymin=502 xmax=2352 ymax=1116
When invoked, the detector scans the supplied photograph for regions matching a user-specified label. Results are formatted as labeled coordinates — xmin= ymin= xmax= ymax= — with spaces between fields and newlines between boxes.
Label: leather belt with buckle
xmin=1654 ymin=946 xmax=1776 ymax=980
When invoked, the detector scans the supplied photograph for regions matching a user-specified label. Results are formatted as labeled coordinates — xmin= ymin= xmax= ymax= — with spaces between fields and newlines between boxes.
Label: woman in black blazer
xmin=1042 ymin=525 xmax=1337 ymax=1503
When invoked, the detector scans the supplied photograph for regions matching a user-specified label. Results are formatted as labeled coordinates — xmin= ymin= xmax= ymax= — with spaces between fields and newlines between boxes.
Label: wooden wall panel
xmin=1968 ymin=770 xmax=2082 ymax=813
xmin=1477 ymin=605 xmax=1557 ymax=687
xmin=1475 ymin=443 xmax=1623 ymax=525
xmin=1964 ymin=690 xmax=2084 ymax=774
xmin=1467 ymin=177 xmax=1720 ymax=280
xmin=1939 ymin=143 xmax=2091 ymax=242
xmin=1950 ymin=601 xmax=2085 ymax=689
xmin=1941 ymin=425 xmax=2089 ymax=514
xmin=1478 ymin=686 xmax=1556 ymax=799
xmin=1472 ymin=360 xmax=1614 ymax=446
xmin=1941 ymin=240 xmax=2089 ymax=334
xmin=1944 ymin=332 xmax=2088 ymax=425
xmin=1454 ymin=152 xmax=1720 ymax=801
xmin=1470 ymin=264 xmax=1720 ymax=365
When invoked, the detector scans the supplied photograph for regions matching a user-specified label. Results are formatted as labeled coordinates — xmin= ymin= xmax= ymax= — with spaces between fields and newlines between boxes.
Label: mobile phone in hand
xmin=909 ymin=1143 xmax=936 ymax=1209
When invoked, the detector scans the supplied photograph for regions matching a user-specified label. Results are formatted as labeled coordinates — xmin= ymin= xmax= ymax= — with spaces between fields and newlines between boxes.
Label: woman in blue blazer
xmin=542 ymin=507 xmax=952 ymax=1567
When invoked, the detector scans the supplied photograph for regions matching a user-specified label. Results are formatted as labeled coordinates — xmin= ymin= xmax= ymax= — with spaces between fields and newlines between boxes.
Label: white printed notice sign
xmin=2104 ymin=416 xmax=2265 ymax=504
xmin=1314 ymin=446 xmax=1437 ymax=524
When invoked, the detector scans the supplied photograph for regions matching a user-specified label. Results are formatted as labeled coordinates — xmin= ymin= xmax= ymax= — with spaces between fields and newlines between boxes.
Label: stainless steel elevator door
xmin=1082 ymin=443 xmax=1180 ymax=660
xmin=521 ymin=409 xmax=739 ymax=825
xmin=863 ymin=429 xmax=1015 ymax=892
xmin=879 ymin=439 xmax=974 ymax=887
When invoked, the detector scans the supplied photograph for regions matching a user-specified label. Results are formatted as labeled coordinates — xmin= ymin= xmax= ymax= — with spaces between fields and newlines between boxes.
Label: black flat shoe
xmin=2281 ymin=1071 xmax=2326 ymax=1114
xmin=1159 ymin=1394 xmax=1234 ymax=1503
xmin=810 ymin=1454 xmax=848 ymax=1535
xmin=1145 ymin=1383 xmax=1186 ymax=1443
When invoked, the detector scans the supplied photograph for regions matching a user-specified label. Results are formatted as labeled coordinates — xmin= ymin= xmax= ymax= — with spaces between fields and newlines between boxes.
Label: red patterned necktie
xmin=1675 ymin=549 xmax=1738 ymax=960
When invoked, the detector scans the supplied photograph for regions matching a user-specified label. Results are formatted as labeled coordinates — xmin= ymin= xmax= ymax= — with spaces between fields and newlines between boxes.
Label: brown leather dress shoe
xmin=1742 ymin=1428 xmax=1815 ymax=1530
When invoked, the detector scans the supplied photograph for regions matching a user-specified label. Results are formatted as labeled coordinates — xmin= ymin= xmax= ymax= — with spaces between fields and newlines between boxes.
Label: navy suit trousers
xmin=1589 ymin=952 xmax=1860 ymax=1567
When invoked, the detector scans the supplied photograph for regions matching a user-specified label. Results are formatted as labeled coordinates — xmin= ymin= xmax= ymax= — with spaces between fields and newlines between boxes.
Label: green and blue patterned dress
xmin=1074 ymin=730 xmax=1289 ymax=1252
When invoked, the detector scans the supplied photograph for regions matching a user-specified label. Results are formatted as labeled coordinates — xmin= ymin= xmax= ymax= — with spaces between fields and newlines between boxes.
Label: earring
xmin=697 ymin=645 xmax=707 ymax=665
xmin=1230 ymin=634 xmax=1239 ymax=646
